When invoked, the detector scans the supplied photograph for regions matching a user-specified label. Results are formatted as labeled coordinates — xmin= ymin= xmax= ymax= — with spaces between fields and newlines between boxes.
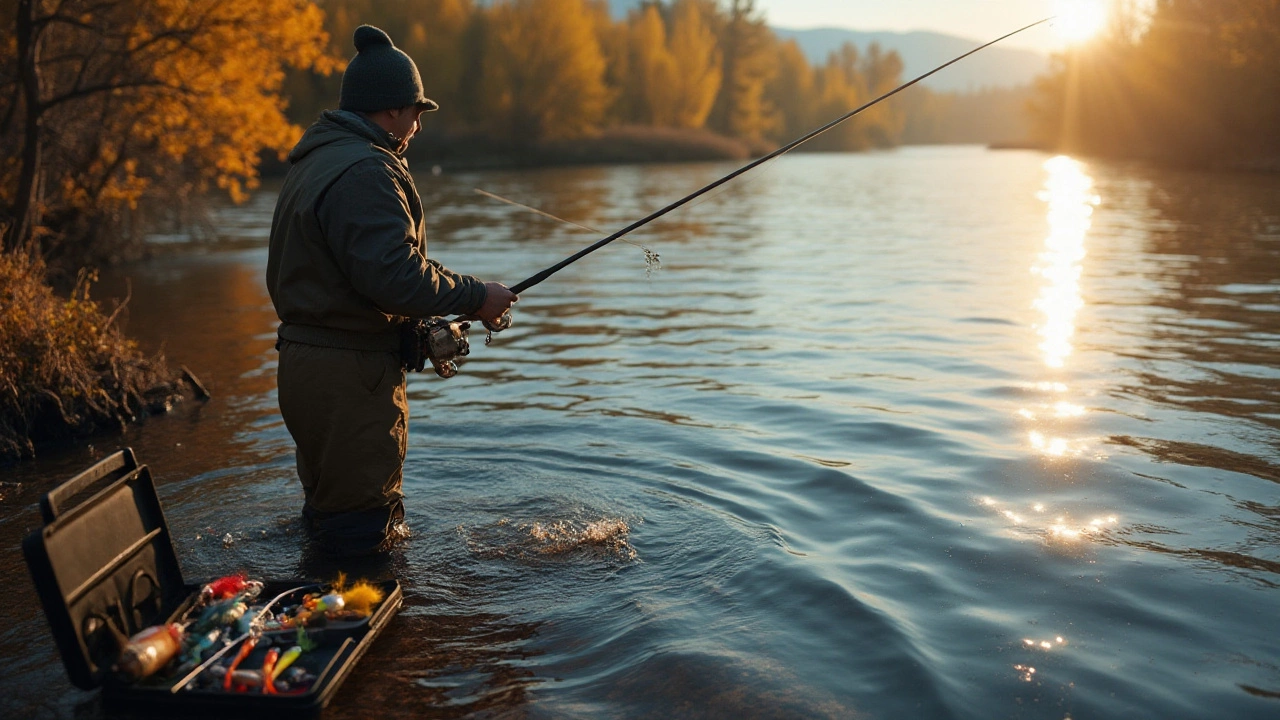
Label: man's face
xmin=389 ymin=106 xmax=425 ymax=152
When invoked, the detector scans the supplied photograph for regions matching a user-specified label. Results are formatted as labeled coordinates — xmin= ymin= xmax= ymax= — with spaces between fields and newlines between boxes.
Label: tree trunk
xmin=10 ymin=0 xmax=44 ymax=253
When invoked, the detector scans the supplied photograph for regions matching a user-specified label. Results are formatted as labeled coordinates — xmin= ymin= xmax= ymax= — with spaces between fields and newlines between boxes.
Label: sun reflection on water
xmin=1018 ymin=156 xmax=1099 ymax=459
xmin=1033 ymin=156 xmax=1096 ymax=370
xmin=980 ymin=496 xmax=1118 ymax=545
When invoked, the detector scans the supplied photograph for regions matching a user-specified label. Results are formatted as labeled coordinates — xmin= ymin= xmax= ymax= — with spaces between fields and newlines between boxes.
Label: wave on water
xmin=461 ymin=514 xmax=638 ymax=562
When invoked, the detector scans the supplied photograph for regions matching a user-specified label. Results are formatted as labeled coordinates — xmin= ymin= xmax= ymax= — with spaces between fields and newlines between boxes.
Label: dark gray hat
xmin=339 ymin=25 xmax=439 ymax=114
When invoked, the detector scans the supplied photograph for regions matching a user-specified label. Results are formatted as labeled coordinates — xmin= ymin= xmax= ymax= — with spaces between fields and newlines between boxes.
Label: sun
xmin=1053 ymin=0 xmax=1109 ymax=43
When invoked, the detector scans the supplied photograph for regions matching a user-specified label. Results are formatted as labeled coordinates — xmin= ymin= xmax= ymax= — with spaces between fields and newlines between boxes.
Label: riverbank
xmin=0 ymin=253 xmax=193 ymax=464
xmin=260 ymin=125 xmax=759 ymax=176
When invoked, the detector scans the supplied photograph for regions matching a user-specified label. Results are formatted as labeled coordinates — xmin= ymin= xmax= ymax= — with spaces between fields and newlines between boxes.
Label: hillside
xmin=605 ymin=1 xmax=1048 ymax=91
xmin=772 ymin=27 xmax=1048 ymax=92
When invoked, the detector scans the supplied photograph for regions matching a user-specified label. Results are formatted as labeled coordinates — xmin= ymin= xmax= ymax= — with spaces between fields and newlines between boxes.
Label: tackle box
xmin=22 ymin=448 xmax=402 ymax=717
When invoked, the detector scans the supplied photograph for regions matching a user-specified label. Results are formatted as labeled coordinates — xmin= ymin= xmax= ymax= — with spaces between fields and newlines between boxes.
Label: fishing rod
xmin=421 ymin=18 xmax=1052 ymax=378
xmin=504 ymin=16 xmax=1052 ymax=297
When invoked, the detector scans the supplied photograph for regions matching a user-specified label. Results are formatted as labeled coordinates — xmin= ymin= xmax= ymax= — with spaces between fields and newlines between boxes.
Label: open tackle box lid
xmin=22 ymin=448 xmax=402 ymax=716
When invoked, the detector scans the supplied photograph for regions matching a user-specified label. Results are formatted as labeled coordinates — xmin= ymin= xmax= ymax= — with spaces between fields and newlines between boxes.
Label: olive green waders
xmin=277 ymin=339 xmax=408 ymax=555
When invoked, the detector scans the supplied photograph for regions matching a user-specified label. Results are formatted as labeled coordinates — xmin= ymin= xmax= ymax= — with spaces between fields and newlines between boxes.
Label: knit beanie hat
xmin=339 ymin=25 xmax=439 ymax=114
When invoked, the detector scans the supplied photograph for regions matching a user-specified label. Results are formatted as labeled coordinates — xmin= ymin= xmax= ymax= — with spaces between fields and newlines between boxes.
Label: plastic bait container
xmin=23 ymin=448 xmax=402 ymax=717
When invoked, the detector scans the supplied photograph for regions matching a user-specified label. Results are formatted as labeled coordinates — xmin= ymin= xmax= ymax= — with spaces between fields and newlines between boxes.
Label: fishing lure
xmin=209 ymin=666 xmax=264 ymax=689
xmin=270 ymin=645 xmax=303 ymax=681
xmin=341 ymin=581 xmax=384 ymax=616
xmin=327 ymin=572 xmax=383 ymax=616
xmin=223 ymin=635 xmax=258 ymax=691
xmin=191 ymin=595 xmax=247 ymax=634
xmin=114 ymin=624 xmax=184 ymax=681
xmin=295 ymin=626 xmax=318 ymax=652
xmin=260 ymin=647 xmax=280 ymax=694
xmin=180 ymin=627 xmax=223 ymax=667
xmin=202 ymin=573 xmax=249 ymax=601
xmin=311 ymin=593 xmax=345 ymax=613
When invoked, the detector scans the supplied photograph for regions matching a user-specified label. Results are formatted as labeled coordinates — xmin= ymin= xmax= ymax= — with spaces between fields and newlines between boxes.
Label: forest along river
xmin=2 ymin=146 xmax=1279 ymax=719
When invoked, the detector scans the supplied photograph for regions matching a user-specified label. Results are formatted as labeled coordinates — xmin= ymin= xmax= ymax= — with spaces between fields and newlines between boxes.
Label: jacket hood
xmin=287 ymin=110 xmax=398 ymax=164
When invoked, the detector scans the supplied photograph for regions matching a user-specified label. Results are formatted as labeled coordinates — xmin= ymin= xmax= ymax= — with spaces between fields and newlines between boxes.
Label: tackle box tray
xmin=22 ymin=448 xmax=402 ymax=717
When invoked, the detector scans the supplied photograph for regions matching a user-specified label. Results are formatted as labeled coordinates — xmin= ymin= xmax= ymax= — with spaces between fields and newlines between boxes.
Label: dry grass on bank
xmin=0 ymin=253 xmax=180 ymax=463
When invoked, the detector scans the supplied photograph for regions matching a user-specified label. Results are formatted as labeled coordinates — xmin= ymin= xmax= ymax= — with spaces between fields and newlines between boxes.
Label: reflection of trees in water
xmin=1104 ymin=533 xmax=1280 ymax=590
xmin=1104 ymin=168 xmax=1280 ymax=432
xmin=1107 ymin=434 xmax=1280 ymax=581
xmin=419 ymin=162 xmax=759 ymax=252
xmin=1097 ymin=168 xmax=1280 ymax=584
xmin=1110 ymin=436 xmax=1280 ymax=486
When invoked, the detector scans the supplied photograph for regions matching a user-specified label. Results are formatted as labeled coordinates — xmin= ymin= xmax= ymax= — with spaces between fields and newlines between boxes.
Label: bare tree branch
xmin=40 ymin=79 xmax=183 ymax=112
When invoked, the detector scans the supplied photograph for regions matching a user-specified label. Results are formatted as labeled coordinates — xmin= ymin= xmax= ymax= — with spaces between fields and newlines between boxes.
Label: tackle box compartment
xmin=22 ymin=448 xmax=402 ymax=717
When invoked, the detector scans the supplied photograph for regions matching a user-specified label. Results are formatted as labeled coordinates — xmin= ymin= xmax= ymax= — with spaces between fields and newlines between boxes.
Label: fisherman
xmin=266 ymin=25 xmax=517 ymax=556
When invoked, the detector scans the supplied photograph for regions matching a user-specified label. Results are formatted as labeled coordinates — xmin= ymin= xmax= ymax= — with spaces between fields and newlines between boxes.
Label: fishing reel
xmin=401 ymin=312 xmax=512 ymax=379
xmin=401 ymin=318 xmax=470 ymax=378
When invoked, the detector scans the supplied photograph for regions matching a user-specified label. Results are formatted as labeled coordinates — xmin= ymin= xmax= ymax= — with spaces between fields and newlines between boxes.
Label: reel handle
xmin=482 ymin=311 xmax=512 ymax=333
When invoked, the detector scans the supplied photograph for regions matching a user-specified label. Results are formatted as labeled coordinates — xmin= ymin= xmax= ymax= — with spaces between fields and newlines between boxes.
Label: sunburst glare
xmin=1053 ymin=0 xmax=1110 ymax=43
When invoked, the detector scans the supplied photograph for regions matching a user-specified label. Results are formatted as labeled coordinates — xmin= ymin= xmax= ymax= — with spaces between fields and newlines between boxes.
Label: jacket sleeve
xmin=318 ymin=159 xmax=487 ymax=318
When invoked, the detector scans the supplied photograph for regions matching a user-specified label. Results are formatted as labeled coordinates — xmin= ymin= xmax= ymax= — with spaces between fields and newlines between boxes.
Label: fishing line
xmin=504 ymin=17 xmax=1053 ymax=297
xmin=473 ymin=188 xmax=661 ymax=274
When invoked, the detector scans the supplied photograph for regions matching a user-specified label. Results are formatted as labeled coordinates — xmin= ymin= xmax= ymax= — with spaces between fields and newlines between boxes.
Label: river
xmin=2 ymin=146 xmax=1278 ymax=719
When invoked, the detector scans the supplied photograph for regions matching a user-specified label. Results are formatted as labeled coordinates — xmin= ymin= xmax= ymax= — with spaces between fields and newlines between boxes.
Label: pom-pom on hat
xmin=339 ymin=25 xmax=439 ymax=114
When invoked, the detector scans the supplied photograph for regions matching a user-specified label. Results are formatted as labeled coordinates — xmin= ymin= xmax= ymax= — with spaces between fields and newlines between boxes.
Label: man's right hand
xmin=475 ymin=282 xmax=518 ymax=325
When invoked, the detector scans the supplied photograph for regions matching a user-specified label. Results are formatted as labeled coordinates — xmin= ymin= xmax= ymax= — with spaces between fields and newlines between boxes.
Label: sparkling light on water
xmin=1020 ymin=157 xmax=1099 ymax=459
xmin=982 ymin=497 xmax=1119 ymax=544
xmin=1033 ymin=156 xmax=1095 ymax=369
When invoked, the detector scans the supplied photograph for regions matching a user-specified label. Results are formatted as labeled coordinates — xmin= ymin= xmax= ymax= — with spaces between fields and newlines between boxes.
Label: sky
xmin=754 ymin=0 xmax=1095 ymax=54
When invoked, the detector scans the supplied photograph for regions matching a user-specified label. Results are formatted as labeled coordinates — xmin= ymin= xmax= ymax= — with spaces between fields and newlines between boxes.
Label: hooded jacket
xmin=266 ymin=110 xmax=486 ymax=350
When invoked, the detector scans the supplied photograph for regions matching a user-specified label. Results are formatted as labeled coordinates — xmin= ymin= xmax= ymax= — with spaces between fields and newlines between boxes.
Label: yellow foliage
xmin=479 ymin=0 xmax=610 ymax=143
xmin=0 ymin=0 xmax=340 ymax=252
xmin=1030 ymin=0 xmax=1280 ymax=162
xmin=666 ymin=0 xmax=722 ymax=129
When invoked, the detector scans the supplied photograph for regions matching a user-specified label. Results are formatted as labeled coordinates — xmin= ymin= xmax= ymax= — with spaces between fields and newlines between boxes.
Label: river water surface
xmin=2 ymin=146 xmax=1279 ymax=719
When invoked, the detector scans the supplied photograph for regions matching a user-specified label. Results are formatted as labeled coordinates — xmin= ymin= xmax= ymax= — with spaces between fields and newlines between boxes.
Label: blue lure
xmin=191 ymin=595 xmax=247 ymax=634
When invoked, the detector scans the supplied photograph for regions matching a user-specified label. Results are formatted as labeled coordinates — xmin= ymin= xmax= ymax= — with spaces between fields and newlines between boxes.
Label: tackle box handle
xmin=41 ymin=448 xmax=140 ymax=524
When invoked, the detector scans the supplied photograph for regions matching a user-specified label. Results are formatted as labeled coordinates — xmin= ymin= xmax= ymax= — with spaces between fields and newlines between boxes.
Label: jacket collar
xmin=325 ymin=109 xmax=401 ymax=155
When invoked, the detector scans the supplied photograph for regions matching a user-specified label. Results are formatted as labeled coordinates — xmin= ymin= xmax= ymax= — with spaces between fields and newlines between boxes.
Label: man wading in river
xmin=266 ymin=25 xmax=517 ymax=556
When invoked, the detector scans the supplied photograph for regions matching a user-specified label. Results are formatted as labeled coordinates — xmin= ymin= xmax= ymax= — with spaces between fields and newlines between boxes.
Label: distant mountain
xmin=771 ymin=28 xmax=1048 ymax=92
xmin=604 ymin=1 xmax=1047 ymax=92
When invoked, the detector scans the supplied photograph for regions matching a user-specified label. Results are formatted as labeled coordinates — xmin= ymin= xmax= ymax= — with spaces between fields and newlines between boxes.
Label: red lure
xmin=205 ymin=574 xmax=250 ymax=600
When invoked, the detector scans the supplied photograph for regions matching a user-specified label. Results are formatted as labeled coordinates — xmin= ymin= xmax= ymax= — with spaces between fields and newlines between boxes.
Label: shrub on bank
xmin=536 ymin=126 xmax=753 ymax=165
xmin=0 ymin=253 xmax=180 ymax=463
xmin=402 ymin=125 xmax=753 ymax=171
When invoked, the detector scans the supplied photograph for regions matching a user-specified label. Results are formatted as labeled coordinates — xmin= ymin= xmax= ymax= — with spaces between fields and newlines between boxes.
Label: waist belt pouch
xmin=399 ymin=320 xmax=427 ymax=372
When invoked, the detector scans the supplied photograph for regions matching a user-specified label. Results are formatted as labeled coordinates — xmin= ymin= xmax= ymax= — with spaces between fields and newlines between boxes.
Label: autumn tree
xmin=763 ymin=39 xmax=816 ymax=142
xmin=406 ymin=0 xmax=476 ymax=132
xmin=620 ymin=4 xmax=679 ymax=126
xmin=1031 ymin=0 xmax=1280 ymax=164
xmin=664 ymin=0 xmax=721 ymax=128
xmin=477 ymin=0 xmax=610 ymax=145
xmin=858 ymin=43 xmax=906 ymax=147
xmin=705 ymin=0 xmax=777 ymax=144
xmin=0 ymin=0 xmax=338 ymax=262
xmin=807 ymin=44 xmax=865 ymax=152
